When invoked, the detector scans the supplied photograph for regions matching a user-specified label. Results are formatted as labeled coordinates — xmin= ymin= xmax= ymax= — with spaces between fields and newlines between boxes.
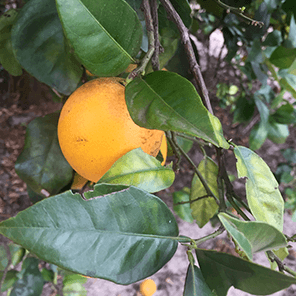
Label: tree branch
xmin=159 ymin=0 xmax=214 ymax=114
xmin=150 ymin=0 xmax=161 ymax=71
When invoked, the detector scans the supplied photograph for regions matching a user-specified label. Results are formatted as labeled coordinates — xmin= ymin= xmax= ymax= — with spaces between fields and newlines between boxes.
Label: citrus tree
xmin=1 ymin=0 xmax=296 ymax=295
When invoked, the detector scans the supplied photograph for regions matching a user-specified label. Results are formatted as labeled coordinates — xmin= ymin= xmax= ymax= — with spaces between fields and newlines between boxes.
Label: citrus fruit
xmin=139 ymin=279 xmax=157 ymax=296
xmin=58 ymin=77 xmax=165 ymax=182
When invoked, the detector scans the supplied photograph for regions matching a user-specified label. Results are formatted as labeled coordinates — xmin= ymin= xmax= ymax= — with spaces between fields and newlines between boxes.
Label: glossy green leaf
xmin=173 ymin=187 xmax=194 ymax=223
xmin=218 ymin=213 xmax=287 ymax=261
xmin=190 ymin=157 xmax=219 ymax=228
xmin=234 ymin=146 xmax=284 ymax=231
xmin=98 ymin=148 xmax=175 ymax=193
xmin=15 ymin=113 xmax=73 ymax=196
xmin=270 ymin=46 xmax=296 ymax=69
xmin=183 ymin=264 xmax=216 ymax=296
xmin=0 ymin=185 xmax=178 ymax=285
xmin=125 ymin=71 xmax=229 ymax=148
xmin=267 ymin=120 xmax=289 ymax=144
xmin=11 ymin=258 xmax=44 ymax=296
xmin=0 ymin=9 xmax=22 ymax=76
xmin=56 ymin=0 xmax=142 ymax=77
xmin=196 ymin=249 xmax=296 ymax=296
xmin=0 ymin=270 xmax=19 ymax=292
xmin=11 ymin=0 xmax=82 ymax=95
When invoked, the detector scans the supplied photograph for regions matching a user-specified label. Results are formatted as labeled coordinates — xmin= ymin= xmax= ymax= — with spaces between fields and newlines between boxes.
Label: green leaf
xmin=27 ymin=185 xmax=46 ymax=204
xmin=63 ymin=274 xmax=87 ymax=285
xmin=125 ymin=71 xmax=229 ymax=148
xmin=41 ymin=268 xmax=54 ymax=282
xmin=249 ymin=122 xmax=268 ymax=151
xmin=124 ymin=0 xmax=146 ymax=50
xmin=0 ymin=270 xmax=19 ymax=292
xmin=98 ymin=148 xmax=175 ymax=193
xmin=0 ymin=10 xmax=22 ymax=76
xmin=173 ymin=187 xmax=194 ymax=223
xmin=262 ymin=30 xmax=282 ymax=47
xmin=0 ymin=185 xmax=178 ymax=285
xmin=286 ymin=15 xmax=296 ymax=48
xmin=183 ymin=264 xmax=216 ymax=296
xmin=56 ymin=0 xmax=142 ymax=77
xmin=196 ymin=249 xmax=296 ymax=296
xmin=63 ymin=274 xmax=87 ymax=296
xmin=267 ymin=120 xmax=289 ymax=144
xmin=218 ymin=213 xmax=287 ymax=261
xmin=190 ymin=157 xmax=219 ymax=228
xmin=170 ymin=0 xmax=192 ymax=29
xmin=11 ymin=258 xmax=44 ymax=296
xmin=11 ymin=0 xmax=82 ymax=95
xmin=279 ymin=69 xmax=296 ymax=99
xmin=249 ymin=97 xmax=269 ymax=150
xmin=15 ymin=113 xmax=73 ymax=196
xmin=270 ymin=46 xmax=296 ymax=69
xmin=0 ymin=243 xmax=25 ymax=270
xmin=233 ymin=95 xmax=255 ymax=123
xmin=280 ymin=76 xmax=296 ymax=99
xmin=271 ymin=103 xmax=296 ymax=124
xmin=282 ymin=0 xmax=296 ymax=19
xmin=234 ymin=146 xmax=284 ymax=231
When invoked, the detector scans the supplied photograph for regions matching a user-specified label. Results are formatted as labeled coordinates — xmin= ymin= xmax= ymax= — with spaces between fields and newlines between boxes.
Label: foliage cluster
xmin=0 ymin=0 xmax=296 ymax=295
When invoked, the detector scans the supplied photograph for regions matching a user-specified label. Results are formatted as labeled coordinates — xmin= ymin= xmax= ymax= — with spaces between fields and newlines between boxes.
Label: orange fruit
xmin=58 ymin=78 xmax=165 ymax=182
xmin=139 ymin=279 xmax=157 ymax=296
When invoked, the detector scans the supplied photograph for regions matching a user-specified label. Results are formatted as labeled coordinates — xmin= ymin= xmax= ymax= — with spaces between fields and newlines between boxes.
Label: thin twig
xmin=159 ymin=0 xmax=214 ymax=114
xmin=194 ymin=226 xmax=225 ymax=246
xmin=127 ymin=0 xmax=155 ymax=81
xmin=214 ymin=0 xmax=264 ymax=27
xmin=173 ymin=132 xmax=210 ymax=147
xmin=165 ymin=131 xmax=181 ymax=171
xmin=171 ymin=131 xmax=219 ymax=203
xmin=266 ymin=250 xmax=296 ymax=277
xmin=216 ymin=148 xmax=227 ymax=212
xmin=174 ymin=194 xmax=212 ymax=206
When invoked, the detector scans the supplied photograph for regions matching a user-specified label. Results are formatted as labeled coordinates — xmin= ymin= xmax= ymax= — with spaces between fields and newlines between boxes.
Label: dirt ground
xmin=1 ymin=31 xmax=296 ymax=296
